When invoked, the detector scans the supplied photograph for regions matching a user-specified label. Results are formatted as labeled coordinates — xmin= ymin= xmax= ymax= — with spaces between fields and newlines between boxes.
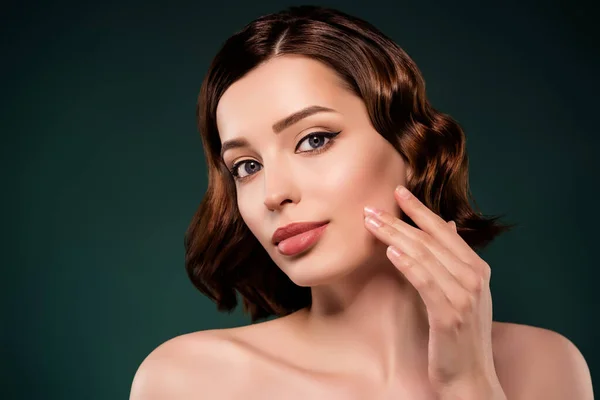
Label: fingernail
xmin=396 ymin=185 xmax=411 ymax=199
xmin=388 ymin=246 xmax=402 ymax=258
xmin=364 ymin=206 xmax=382 ymax=217
xmin=365 ymin=216 xmax=383 ymax=228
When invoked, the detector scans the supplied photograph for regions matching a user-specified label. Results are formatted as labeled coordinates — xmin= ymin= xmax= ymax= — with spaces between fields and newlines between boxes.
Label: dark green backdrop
xmin=4 ymin=0 xmax=598 ymax=398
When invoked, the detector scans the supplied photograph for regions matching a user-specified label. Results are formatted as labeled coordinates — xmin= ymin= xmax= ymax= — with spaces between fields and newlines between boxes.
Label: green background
xmin=4 ymin=0 xmax=597 ymax=398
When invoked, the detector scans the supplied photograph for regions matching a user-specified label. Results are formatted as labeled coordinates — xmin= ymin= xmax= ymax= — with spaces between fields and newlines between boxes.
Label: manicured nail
xmin=396 ymin=186 xmax=411 ymax=199
xmin=388 ymin=246 xmax=402 ymax=258
xmin=364 ymin=206 xmax=382 ymax=217
xmin=365 ymin=216 xmax=383 ymax=228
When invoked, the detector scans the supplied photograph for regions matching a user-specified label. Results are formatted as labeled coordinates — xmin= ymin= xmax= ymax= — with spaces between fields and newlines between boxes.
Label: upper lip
xmin=272 ymin=221 xmax=329 ymax=245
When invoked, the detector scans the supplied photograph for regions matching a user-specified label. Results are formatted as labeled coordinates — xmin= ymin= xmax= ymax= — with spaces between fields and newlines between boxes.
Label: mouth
xmin=275 ymin=222 xmax=329 ymax=256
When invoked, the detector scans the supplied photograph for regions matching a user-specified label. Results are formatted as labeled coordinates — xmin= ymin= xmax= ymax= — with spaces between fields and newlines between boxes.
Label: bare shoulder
xmin=129 ymin=329 xmax=252 ymax=400
xmin=492 ymin=321 xmax=593 ymax=400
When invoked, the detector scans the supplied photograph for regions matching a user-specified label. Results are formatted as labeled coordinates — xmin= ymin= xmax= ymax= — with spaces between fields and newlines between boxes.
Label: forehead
xmin=216 ymin=55 xmax=349 ymax=139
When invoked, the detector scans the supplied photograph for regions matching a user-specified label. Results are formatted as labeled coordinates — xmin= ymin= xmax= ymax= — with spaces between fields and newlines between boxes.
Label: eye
xmin=296 ymin=132 xmax=332 ymax=152
xmin=230 ymin=159 xmax=262 ymax=181
xmin=229 ymin=131 xmax=341 ymax=182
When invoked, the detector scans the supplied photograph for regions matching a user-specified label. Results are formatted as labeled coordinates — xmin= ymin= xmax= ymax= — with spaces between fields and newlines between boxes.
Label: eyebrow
xmin=220 ymin=105 xmax=336 ymax=160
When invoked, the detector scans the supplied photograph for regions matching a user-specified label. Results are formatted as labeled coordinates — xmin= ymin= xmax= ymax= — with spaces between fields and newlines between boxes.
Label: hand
xmin=363 ymin=185 xmax=506 ymax=400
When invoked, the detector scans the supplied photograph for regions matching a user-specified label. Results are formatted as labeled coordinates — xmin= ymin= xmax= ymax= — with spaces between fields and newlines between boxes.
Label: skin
xmin=130 ymin=55 xmax=593 ymax=399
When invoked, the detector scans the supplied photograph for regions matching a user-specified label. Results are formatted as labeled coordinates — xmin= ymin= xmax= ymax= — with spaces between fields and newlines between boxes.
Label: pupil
xmin=311 ymin=135 xmax=322 ymax=147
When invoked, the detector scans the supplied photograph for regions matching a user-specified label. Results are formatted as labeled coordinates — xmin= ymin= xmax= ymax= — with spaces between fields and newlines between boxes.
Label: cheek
xmin=320 ymin=144 xmax=398 ymax=209
xmin=237 ymin=198 xmax=265 ymax=243
xmin=320 ymin=140 xmax=407 ymax=237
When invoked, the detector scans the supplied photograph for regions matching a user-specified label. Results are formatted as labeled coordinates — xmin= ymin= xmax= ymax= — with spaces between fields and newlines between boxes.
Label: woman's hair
xmin=185 ymin=5 xmax=515 ymax=323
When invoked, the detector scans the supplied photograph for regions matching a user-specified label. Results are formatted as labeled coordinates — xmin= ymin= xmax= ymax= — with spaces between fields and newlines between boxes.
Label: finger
xmin=394 ymin=185 xmax=479 ymax=265
xmin=386 ymin=246 xmax=459 ymax=328
xmin=365 ymin=215 xmax=472 ymax=308
xmin=364 ymin=208 xmax=482 ymax=293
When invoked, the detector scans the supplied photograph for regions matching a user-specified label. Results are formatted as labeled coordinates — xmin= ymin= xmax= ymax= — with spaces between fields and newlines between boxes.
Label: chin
xmin=287 ymin=262 xmax=358 ymax=288
xmin=273 ymin=233 xmax=377 ymax=288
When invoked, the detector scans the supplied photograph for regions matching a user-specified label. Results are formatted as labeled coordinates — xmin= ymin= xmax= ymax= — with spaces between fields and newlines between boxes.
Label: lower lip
xmin=276 ymin=223 xmax=329 ymax=256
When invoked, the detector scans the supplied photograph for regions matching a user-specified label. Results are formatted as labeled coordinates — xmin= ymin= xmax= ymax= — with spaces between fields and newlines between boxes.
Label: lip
xmin=275 ymin=223 xmax=329 ymax=256
xmin=271 ymin=221 xmax=330 ymax=245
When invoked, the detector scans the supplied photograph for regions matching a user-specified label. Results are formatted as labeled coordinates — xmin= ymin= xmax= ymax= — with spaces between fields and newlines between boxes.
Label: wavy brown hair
xmin=185 ymin=5 xmax=515 ymax=323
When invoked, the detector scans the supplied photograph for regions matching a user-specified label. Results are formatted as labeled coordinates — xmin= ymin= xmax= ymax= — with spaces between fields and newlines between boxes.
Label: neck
xmin=295 ymin=260 xmax=430 ymax=386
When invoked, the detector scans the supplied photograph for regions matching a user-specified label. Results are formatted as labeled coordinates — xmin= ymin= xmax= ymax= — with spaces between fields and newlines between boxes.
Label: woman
xmin=131 ymin=5 xmax=592 ymax=399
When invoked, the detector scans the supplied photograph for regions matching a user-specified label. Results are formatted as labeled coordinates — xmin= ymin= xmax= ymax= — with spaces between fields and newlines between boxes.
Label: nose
xmin=263 ymin=162 xmax=298 ymax=212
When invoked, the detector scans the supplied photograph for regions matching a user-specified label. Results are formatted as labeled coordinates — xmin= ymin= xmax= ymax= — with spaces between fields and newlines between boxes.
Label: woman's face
xmin=217 ymin=55 xmax=410 ymax=287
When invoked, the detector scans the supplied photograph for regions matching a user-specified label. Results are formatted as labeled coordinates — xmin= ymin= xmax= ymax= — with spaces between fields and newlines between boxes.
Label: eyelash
xmin=228 ymin=131 xmax=342 ymax=183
